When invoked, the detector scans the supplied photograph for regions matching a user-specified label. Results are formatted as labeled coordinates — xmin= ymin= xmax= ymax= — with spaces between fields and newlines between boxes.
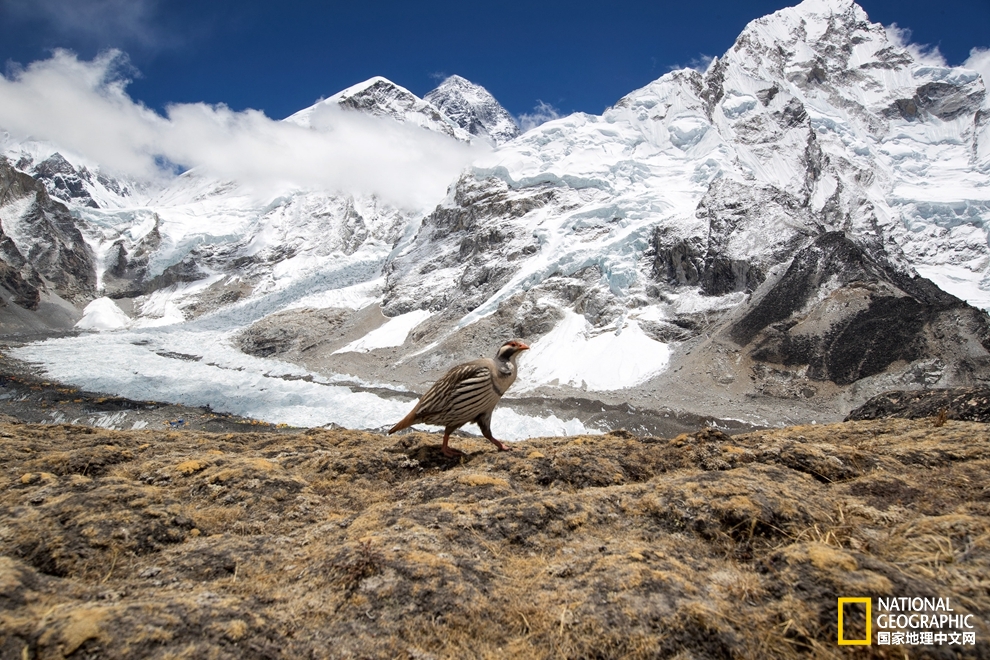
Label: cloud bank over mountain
xmin=0 ymin=49 xmax=483 ymax=209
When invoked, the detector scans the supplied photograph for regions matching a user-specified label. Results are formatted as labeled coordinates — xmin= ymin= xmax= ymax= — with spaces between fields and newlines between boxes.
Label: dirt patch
xmin=1 ymin=418 xmax=988 ymax=658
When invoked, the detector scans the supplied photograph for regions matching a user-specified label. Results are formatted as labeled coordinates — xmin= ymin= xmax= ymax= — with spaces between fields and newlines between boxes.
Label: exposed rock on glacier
xmin=236 ymin=307 xmax=351 ymax=358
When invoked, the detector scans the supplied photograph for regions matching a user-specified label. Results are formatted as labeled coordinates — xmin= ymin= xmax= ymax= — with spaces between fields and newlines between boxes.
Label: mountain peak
xmin=735 ymin=0 xmax=876 ymax=57
xmin=425 ymin=75 xmax=520 ymax=146
xmin=284 ymin=76 xmax=473 ymax=141
xmin=436 ymin=74 xmax=472 ymax=87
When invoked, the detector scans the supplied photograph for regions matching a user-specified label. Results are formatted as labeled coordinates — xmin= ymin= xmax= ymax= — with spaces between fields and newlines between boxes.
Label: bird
xmin=387 ymin=340 xmax=530 ymax=457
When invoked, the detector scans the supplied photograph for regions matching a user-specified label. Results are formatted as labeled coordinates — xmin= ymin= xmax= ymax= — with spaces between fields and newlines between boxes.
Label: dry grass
xmin=0 ymin=419 xmax=988 ymax=658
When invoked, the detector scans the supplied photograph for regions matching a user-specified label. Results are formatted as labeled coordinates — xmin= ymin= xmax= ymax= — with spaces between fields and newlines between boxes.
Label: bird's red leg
xmin=441 ymin=430 xmax=464 ymax=457
xmin=478 ymin=418 xmax=514 ymax=452
xmin=489 ymin=438 xmax=514 ymax=452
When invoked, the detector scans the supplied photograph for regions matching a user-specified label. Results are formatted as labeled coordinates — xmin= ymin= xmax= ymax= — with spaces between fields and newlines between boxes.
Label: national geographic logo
xmin=837 ymin=598 xmax=871 ymax=645
xmin=838 ymin=597 xmax=978 ymax=647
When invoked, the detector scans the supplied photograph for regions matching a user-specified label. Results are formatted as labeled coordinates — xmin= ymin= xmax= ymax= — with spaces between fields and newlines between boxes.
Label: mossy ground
xmin=1 ymin=418 xmax=988 ymax=659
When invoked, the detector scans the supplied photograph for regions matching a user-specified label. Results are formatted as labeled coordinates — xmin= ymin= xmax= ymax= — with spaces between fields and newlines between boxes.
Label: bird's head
xmin=496 ymin=339 xmax=530 ymax=362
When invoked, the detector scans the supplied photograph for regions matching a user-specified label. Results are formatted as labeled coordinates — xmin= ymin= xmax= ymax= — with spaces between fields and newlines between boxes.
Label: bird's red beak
xmin=517 ymin=342 xmax=530 ymax=351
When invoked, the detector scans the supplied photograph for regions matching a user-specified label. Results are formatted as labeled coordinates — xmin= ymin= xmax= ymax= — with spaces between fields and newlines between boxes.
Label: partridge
xmin=388 ymin=340 xmax=530 ymax=456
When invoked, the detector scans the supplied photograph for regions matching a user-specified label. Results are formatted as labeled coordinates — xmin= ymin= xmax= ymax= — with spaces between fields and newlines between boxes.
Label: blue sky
xmin=1 ymin=0 xmax=987 ymax=122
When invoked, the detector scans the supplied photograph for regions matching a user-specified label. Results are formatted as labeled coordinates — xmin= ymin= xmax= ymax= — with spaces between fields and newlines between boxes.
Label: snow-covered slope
xmin=386 ymin=0 xmax=989 ymax=330
xmin=4 ymin=0 xmax=990 ymax=433
xmin=425 ymin=75 xmax=521 ymax=146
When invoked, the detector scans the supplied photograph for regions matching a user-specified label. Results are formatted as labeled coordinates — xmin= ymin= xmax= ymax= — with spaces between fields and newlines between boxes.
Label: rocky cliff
xmin=0 ymin=157 xmax=96 ymax=331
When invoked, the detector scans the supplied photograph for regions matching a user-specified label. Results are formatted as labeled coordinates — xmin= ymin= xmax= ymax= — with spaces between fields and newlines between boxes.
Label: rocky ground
xmin=1 ymin=410 xmax=988 ymax=659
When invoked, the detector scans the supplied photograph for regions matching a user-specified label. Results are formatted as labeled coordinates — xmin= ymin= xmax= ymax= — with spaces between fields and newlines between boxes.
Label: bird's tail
xmin=387 ymin=408 xmax=418 ymax=435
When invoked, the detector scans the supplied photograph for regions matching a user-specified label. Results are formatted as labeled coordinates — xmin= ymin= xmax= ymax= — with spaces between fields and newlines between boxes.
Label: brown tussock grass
xmin=0 ymin=418 xmax=988 ymax=658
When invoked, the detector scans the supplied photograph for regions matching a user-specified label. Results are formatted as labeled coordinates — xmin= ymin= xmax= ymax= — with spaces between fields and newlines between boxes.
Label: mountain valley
xmin=1 ymin=0 xmax=989 ymax=434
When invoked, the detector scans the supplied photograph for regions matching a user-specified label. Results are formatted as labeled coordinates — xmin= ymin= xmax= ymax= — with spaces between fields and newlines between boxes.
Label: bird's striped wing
xmin=416 ymin=364 xmax=490 ymax=415
xmin=415 ymin=363 xmax=501 ymax=427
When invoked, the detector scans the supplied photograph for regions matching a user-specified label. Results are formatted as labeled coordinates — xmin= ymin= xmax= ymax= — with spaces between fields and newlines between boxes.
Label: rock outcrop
xmin=728 ymin=232 xmax=990 ymax=386
xmin=846 ymin=386 xmax=990 ymax=422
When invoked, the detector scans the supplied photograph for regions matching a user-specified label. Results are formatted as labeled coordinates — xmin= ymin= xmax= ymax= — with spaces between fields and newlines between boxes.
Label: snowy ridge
xmin=1 ymin=137 xmax=141 ymax=210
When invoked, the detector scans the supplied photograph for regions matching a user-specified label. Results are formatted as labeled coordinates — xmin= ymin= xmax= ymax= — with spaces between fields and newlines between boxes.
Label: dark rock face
xmin=728 ymin=232 xmax=990 ymax=386
xmin=30 ymin=153 xmax=100 ymax=209
xmin=846 ymin=387 xmax=990 ymax=423
xmin=0 ymin=158 xmax=97 ymax=310
xmin=0 ymin=249 xmax=41 ymax=310
xmin=886 ymin=81 xmax=986 ymax=122
xmin=699 ymin=56 xmax=727 ymax=118
xmin=652 ymin=179 xmax=817 ymax=296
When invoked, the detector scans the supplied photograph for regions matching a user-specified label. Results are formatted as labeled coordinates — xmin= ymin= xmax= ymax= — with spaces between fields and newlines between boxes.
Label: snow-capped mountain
xmin=285 ymin=76 xmax=474 ymax=142
xmin=2 ymin=0 xmax=989 ymax=432
xmin=0 ymin=77 xmax=474 ymax=327
xmin=425 ymin=75 xmax=521 ymax=146
xmin=387 ymin=0 xmax=989 ymax=322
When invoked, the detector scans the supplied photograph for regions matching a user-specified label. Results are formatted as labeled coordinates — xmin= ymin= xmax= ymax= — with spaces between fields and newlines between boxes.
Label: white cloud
xmin=668 ymin=54 xmax=716 ymax=73
xmin=0 ymin=50 xmax=165 ymax=177
xmin=964 ymin=48 xmax=990 ymax=90
xmin=884 ymin=23 xmax=947 ymax=67
xmin=0 ymin=50 xmax=484 ymax=210
xmin=3 ymin=0 xmax=169 ymax=50
xmin=517 ymin=100 xmax=563 ymax=132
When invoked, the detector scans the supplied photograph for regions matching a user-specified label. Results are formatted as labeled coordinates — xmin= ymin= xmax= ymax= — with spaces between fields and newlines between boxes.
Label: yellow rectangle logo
xmin=838 ymin=598 xmax=872 ymax=645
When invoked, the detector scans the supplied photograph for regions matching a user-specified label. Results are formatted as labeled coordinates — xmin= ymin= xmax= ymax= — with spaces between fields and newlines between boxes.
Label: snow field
xmin=517 ymin=310 xmax=671 ymax=392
